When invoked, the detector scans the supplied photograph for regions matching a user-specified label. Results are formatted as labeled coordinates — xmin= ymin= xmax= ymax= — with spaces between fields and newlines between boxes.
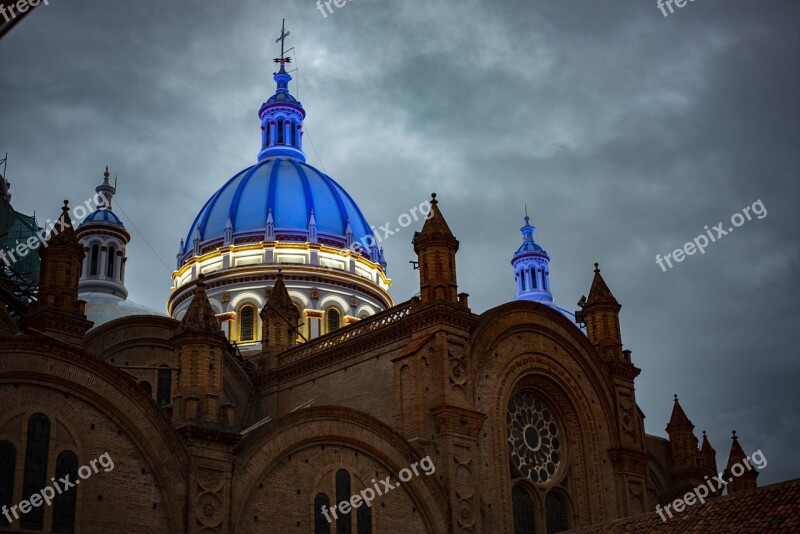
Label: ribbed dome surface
xmin=82 ymin=209 xmax=123 ymax=226
xmin=184 ymin=158 xmax=375 ymax=253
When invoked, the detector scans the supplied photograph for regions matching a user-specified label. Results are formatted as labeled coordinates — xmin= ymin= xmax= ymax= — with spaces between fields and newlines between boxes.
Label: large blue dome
xmin=183 ymin=158 xmax=382 ymax=263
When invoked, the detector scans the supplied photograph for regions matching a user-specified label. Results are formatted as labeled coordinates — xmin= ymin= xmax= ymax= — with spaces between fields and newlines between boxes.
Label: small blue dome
xmin=184 ymin=158 xmax=382 ymax=262
xmin=82 ymin=209 xmax=123 ymax=226
xmin=515 ymin=241 xmax=546 ymax=255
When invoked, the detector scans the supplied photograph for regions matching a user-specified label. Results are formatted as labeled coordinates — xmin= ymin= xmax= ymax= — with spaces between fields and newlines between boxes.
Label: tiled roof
xmin=567 ymin=478 xmax=800 ymax=534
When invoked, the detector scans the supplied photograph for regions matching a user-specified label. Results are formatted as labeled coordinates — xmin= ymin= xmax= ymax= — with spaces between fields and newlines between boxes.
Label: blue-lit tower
xmin=257 ymin=60 xmax=306 ymax=162
xmin=512 ymin=211 xmax=554 ymax=306
xmin=171 ymin=28 xmax=391 ymax=352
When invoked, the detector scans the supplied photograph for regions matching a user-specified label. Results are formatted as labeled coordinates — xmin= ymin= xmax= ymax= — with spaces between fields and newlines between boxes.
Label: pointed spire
xmin=726 ymin=431 xmax=747 ymax=469
xmin=224 ymin=214 xmax=234 ymax=246
xmin=265 ymin=207 xmax=275 ymax=241
xmin=667 ymin=394 xmax=694 ymax=429
xmin=413 ymin=193 xmax=460 ymax=304
xmin=724 ymin=430 xmax=759 ymax=493
xmin=267 ymin=269 xmax=294 ymax=310
xmin=192 ymin=223 xmax=201 ymax=255
xmin=23 ymin=200 xmax=93 ymax=345
xmin=307 ymin=209 xmax=318 ymax=243
xmin=700 ymin=430 xmax=718 ymax=472
xmin=176 ymin=275 xmax=221 ymax=336
xmin=585 ymin=263 xmax=620 ymax=307
xmin=416 ymin=193 xmax=456 ymax=242
xmin=344 ymin=218 xmax=354 ymax=248
xmin=176 ymin=239 xmax=185 ymax=269
xmin=257 ymin=20 xmax=306 ymax=163
xmin=95 ymin=166 xmax=116 ymax=210
xmin=45 ymin=200 xmax=81 ymax=248
xmin=512 ymin=207 xmax=554 ymax=305
xmin=260 ymin=269 xmax=300 ymax=353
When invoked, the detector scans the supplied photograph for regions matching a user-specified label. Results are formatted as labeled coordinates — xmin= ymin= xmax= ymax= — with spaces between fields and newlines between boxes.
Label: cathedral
xmin=1 ymin=34 xmax=797 ymax=534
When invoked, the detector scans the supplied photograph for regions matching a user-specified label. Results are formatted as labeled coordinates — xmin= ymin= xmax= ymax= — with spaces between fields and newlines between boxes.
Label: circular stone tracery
xmin=507 ymin=392 xmax=561 ymax=483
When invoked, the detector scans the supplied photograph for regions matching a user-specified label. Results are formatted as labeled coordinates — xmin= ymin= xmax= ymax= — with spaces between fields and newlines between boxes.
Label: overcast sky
xmin=1 ymin=0 xmax=797 ymax=484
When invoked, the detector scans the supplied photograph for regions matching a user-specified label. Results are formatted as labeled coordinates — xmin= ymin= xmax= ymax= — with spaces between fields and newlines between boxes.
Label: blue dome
xmin=184 ymin=158 xmax=382 ymax=262
xmin=82 ymin=209 xmax=123 ymax=226
xmin=515 ymin=241 xmax=546 ymax=255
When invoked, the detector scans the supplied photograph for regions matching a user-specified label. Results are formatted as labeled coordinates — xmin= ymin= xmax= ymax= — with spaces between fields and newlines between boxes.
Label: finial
xmin=197 ymin=273 xmax=206 ymax=287
xmin=431 ymin=192 xmax=437 ymax=205
xmin=524 ymin=204 xmax=529 ymax=225
xmin=594 ymin=262 xmax=600 ymax=273
xmin=62 ymin=200 xmax=70 ymax=212
xmin=732 ymin=430 xmax=737 ymax=440
xmin=673 ymin=394 xmax=678 ymax=402
xmin=273 ymin=19 xmax=292 ymax=64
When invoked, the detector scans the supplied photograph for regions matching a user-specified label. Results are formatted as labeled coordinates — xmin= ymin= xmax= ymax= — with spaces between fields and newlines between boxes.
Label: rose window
xmin=507 ymin=392 xmax=561 ymax=483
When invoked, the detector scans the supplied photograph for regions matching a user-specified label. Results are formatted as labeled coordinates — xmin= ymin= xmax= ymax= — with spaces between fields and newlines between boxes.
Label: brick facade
xmin=0 ymin=198 xmax=747 ymax=533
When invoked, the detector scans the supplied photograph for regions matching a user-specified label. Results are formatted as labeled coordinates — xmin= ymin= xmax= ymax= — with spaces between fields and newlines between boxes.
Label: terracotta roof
xmin=267 ymin=270 xmax=293 ymax=310
xmin=176 ymin=276 xmax=222 ymax=336
xmin=566 ymin=478 xmax=800 ymax=533
xmin=584 ymin=264 xmax=619 ymax=307
xmin=667 ymin=395 xmax=694 ymax=429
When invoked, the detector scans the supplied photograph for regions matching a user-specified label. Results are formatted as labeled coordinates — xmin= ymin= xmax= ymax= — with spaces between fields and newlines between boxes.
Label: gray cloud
xmin=1 ymin=0 xmax=797 ymax=484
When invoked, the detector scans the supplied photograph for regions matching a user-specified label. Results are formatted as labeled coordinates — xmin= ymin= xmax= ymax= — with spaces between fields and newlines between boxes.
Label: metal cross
xmin=274 ymin=19 xmax=291 ymax=63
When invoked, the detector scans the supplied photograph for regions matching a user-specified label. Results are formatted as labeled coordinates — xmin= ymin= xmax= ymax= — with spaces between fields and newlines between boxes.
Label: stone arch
xmin=355 ymin=303 xmax=377 ymax=318
xmin=229 ymin=291 xmax=264 ymax=311
xmin=0 ymin=339 xmax=189 ymax=533
xmin=288 ymin=290 xmax=310 ymax=308
xmin=469 ymin=301 xmax=620 ymax=532
xmin=318 ymin=294 xmax=349 ymax=313
xmin=232 ymin=406 xmax=448 ymax=533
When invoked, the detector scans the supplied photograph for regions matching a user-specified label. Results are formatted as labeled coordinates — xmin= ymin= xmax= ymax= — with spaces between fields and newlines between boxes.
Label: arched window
xmin=266 ymin=123 xmax=271 ymax=146
xmin=335 ymin=469 xmax=351 ymax=534
xmin=52 ymin=451 xmax=78 ymax=533
xmin=157 ymin=365 xmax=171 ymax=406
xmin=520 ymin=270 xmax=526 ymax=291
xmin=107 ymin=245 xmax=116 ymax=278
xmin=512 ymin=485 xmax=537 ymax=534
xmin=314 ymin=492 xmax=330 ymax=534
xmin=542 ymin=269 xmax=549 ymax=291
xmin=21 ymin=413 xmax=50 ymax=529
xmin=139 ymin=380 xmax=152 ymax=398
xmin=357 ymin=500 xmax=372 ymax=534
xmin=545 ymin=492 xmax=569 ymax=534
xmin=291 ymin=122 xmax=297 ymax=146
xmin=0 ymin=441 xmax=15 ymax=527
xmin=531 ymin=268 xmax=538 ymax=289
xmin=277 ymin=119 xmax=284 ymax=144
xmin=90 ymin=244 xmax=99 ymax=276
xmin=327 ymin=308 xmax=341 ymax=334
xmin=239 ymin=305 xmax=256 ymax=342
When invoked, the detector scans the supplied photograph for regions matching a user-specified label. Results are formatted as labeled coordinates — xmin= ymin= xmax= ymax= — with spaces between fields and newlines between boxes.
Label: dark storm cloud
xmin=1 ymin=0 xmax=797 ymax=483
